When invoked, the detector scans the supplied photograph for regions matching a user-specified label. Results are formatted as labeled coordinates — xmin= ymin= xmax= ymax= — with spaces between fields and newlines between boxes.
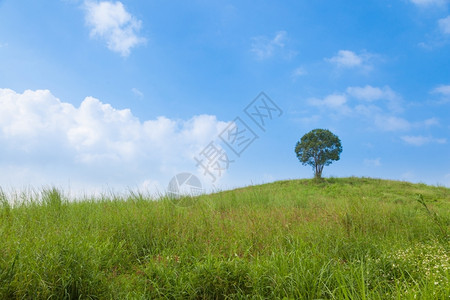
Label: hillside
xmin=0 ymin=177 xmax=449 ymax=299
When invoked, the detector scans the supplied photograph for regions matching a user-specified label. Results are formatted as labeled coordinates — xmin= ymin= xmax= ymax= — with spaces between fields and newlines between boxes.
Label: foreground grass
xmin=0 ymin=177 xmax=449 ymax=299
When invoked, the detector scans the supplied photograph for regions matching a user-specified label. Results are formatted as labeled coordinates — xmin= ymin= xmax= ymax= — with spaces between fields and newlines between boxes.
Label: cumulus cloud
xmin=325 ymin=50 xmax=374 ymax=70
xmin=347 ymin=85 xmax=403 ymax=112
xmin=327 ymin=50 xmax=362 ymax=67
xmin=84 ymin=1 xmax=146 ymax=56
xmin=250 ymin=31 xmax=295 ymax=60
xmin=0 ymin=88 xmax=227 ymax=194
xmin=401 ymin=135 xmax=447 ymax=146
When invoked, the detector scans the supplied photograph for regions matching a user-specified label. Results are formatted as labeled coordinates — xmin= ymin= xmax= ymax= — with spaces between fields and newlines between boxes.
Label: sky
xmin=0 ymin=0 xmax=449 ymax=196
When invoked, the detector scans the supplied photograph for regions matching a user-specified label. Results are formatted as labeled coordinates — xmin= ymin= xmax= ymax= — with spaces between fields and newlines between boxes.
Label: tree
xmin=294 ymin=129 xmax=342 ymax=179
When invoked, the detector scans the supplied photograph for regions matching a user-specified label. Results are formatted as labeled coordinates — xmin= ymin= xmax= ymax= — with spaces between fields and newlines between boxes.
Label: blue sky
xmin=0 ymin=0 xmax=449 ymax=195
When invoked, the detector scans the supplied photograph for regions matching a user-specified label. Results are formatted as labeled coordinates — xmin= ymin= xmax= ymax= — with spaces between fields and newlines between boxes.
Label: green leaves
xmin=295 ymin=129 xmax=342 ymax=178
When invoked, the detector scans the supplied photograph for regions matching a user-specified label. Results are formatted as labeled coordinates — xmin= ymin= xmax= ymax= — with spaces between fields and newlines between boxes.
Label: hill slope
xmin=0 ymin=177 xmax=449 ymax=299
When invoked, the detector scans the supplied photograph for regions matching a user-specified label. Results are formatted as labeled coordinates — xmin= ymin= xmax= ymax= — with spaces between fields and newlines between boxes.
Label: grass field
xmin=0 ymin=177 xmax=449 ymax=299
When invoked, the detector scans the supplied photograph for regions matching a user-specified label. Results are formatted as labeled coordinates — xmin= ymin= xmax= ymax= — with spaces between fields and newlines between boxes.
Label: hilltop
xmin=0 ymin=177 xmax=449 ymax=299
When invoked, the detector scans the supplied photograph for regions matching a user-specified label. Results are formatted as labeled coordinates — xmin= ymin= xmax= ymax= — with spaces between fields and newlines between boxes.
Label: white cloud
xmin=354 ymin=103 xmax=383 ymax=117
xmin=131 ymin=88 xmax=144 ymax=98
xmin=327 ymin=50 xmax=362 ymax=67
xmin=421 ymin=117 xmax=439 ymax=127
xmin=305 ymin=85 xmax=438 ymax=132
xmin=295 ymin=115 xmax=321 ymax=125
xmin=432 ymin=84 xmax=450 ymax=96
xmin=84 ymin=1 xmax=146 ymax=56
xmin=439 ymin=16 xmax=450 ymax=34
xmin=410 ymin=0 xmax=447 ymax=6
xmin=292 ymin=67 xmax=307 ymax=78
xmin=347 ymin=85 xmax=384 ymax=101
xmin=325 ymin=50 xmax=374 ymax=70
xmin=374 ymin=115 xmax=411 ymax=131
xmin=321 ymin=94 xmax=347 ymax=107
xmin=308 ymin=94 xmax=351 ymax=115
xmin=251 ymin=31 xmax=293 ymax=60
xmin=347 ymin=85 xmax=403 ymax=113
xmin=364 ymin=158 xmax=381 ymax=167
xmin=401 ymin=135 xmax=447 ymax=146
xmin=0 ymin=88 xmax=228 ymax=194
xmin=431 ymin=84 xmax=450 ymax=103
xmin=346 ymin=85 xmax=397 ymax=102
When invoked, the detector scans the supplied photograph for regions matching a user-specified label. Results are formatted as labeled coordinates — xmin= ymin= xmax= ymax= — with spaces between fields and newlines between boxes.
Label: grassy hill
xmin=0 ymin=177 xmax=449 ymax=299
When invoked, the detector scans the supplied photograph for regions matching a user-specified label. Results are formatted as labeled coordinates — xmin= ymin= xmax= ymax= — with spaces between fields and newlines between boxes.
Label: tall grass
xmin=0 ymin=177 xmax=449 ymax=299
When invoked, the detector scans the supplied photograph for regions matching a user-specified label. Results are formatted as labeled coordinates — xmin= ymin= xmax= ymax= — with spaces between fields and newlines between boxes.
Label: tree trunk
xmin=314 ymin=164 xmax=323 ymax=179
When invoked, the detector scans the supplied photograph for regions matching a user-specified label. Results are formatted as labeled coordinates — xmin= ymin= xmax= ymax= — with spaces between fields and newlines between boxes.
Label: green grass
xmin=0 ymin=177 xmax=449 ymax=299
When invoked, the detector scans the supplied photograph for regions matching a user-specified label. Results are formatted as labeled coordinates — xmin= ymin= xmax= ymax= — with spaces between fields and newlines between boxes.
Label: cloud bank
xmin=0 ymin=89 xmax=227 ymax=195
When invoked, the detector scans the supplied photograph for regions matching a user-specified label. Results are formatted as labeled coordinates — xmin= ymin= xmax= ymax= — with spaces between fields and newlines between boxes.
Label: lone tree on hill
xmin=295 ymin=129 xmax=342 ymax=179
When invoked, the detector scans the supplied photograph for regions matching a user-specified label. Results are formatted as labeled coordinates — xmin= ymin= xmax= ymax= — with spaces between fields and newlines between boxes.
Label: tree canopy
xmin=295 ymin=129 xmax=342 ymax=179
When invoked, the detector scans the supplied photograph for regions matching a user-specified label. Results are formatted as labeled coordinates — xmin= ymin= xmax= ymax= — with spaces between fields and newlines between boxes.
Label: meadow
xmin=0 ymin=177 xmax=449 ymax=299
